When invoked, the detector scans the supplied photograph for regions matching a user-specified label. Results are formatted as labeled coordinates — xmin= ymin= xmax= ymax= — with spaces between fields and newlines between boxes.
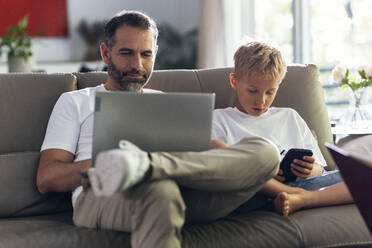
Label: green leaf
xmin=18 ymin=15 xmax=29 ymax=32
xmin=358 ymin=69 xmax=368 ymax=80
xmin=0 ymin=15 xmax=33 ymax=59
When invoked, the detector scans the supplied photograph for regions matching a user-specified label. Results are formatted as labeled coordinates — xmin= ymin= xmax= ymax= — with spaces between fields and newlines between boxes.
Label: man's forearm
xmin=37 ymin=159 xmax=90 ymax=194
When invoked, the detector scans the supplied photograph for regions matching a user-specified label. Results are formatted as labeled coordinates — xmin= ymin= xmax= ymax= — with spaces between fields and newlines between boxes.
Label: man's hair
xmin=104 ymin=10 xmax=158 ymax=49
xmin=233 ymin=40 xmax=287 ymax=82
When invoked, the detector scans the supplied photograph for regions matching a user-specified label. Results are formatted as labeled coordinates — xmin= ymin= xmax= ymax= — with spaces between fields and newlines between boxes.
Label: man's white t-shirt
xmin=212 ymin=107 xmax=327 ymax=167
xmin=41 ymin=84 xmax=159 ymax=207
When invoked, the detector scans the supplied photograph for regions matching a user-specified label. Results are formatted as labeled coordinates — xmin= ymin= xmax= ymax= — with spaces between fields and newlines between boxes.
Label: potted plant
xmin=0 ymin=15 xmax=34 ymax=72
xmin=331 ymin=64 xmax=372 ymax=128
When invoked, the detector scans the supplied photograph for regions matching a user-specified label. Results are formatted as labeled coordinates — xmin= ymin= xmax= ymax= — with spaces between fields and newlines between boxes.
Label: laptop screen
xmin=91 ymin=92 xmax=215 ymax=166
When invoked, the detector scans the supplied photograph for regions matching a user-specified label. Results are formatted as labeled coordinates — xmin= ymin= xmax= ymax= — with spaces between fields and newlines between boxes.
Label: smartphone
xmin=280 ymin=148 xmax=313 ymax=182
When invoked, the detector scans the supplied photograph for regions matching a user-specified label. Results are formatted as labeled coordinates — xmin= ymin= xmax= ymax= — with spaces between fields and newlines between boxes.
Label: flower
xmin=331 ymin=64 xmax=372 ymax=91
xmin=331 ymin=64 xmax=347 ymax=83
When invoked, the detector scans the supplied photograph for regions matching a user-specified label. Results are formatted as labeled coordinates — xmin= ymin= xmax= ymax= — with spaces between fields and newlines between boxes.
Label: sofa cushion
xmin=0 ymin=73 xmax=76 ymax=154
xmin=0 ymin=213 xmax=130 ymax=248
xmin=74 ymin=72 xmax=107 ymax=89
xmin=146 ymin=69 xmax=202 ymax=92
xmin=0 ymin=152 xmax=71 ymax=217
xmin=0 ymin=204 xmax=370 ymax=248
xmin=74 ymin=70 xmax=202 ymax=93
xmin=195 ymin=67 xmax=236 ymax=108
xmin=290 ymin=204 xmax=372 ymax=247
xmin=273 ymin=64 xmax=335 ymax=170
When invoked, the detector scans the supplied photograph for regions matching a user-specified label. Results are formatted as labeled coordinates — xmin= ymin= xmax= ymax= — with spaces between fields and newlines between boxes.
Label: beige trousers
xmin=73 ymin=137 xmax=280 ymax=248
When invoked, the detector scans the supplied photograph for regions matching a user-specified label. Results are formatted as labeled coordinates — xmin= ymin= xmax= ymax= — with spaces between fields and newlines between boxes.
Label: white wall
xmin=16 ymin=0 xmax=200 ymax=62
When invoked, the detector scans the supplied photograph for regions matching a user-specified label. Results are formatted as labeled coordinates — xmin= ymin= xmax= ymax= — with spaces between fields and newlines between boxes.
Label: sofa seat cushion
xmin=0 ymin=152 xmax=71 ymax=217
xmin=0 ymin=212 xmax=300 ymax=248
xmin=182 ymin=211 xmax=302 ymax=248
xmin=291 ymin=204 xmax=372 ymax=248
xmin=1 ymin=204 xmax=370 ymax=248
xmin=0 ymin=213 xmax=130 ymax=248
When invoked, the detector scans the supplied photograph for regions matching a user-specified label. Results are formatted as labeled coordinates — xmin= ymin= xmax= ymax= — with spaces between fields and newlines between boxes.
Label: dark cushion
xmin=0 ymin=152 xmax=71 ymax=217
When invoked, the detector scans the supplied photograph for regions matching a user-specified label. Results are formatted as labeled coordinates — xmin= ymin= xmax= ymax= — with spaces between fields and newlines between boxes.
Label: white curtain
xmin=197 ymin=0 xmax=227 ymax=69
xmin=197 ymin=0 xmax=249 ymax=69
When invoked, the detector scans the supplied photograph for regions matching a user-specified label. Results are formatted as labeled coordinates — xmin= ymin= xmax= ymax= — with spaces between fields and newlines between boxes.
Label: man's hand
xmin=79 ymin=159 xmax=92 ymax=173
xmin=210 ymin=139 xmax=228 ymax=149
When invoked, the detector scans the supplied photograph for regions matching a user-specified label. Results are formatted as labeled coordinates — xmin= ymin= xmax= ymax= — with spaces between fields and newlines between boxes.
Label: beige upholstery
xmin=0 ymin=73 xmax=76 ymax=154
xmin=0 ymin=152 xmax=71 ymax=217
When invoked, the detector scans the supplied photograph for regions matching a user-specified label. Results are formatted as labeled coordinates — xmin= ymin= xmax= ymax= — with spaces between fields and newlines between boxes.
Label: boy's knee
xmin=256 ymin=139 xmax=280 ymax=178
xmin=239 ymin=137 xmax=279 ymax=179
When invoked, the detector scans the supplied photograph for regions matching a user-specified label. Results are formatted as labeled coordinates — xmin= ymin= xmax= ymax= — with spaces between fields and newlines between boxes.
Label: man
xmin=37 ymin=10 xmax=279 ymax=248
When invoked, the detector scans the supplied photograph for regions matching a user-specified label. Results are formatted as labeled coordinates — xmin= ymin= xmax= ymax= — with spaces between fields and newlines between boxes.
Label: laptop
xmin=325 ymin=142 xmax=372 ymax=234
xmin=91 ymin=91 xmax=215 ymax=166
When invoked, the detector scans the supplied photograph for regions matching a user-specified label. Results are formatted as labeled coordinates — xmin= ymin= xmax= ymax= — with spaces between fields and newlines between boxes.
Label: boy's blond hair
xmin=233 ymin=40 xmax=287 ymax=82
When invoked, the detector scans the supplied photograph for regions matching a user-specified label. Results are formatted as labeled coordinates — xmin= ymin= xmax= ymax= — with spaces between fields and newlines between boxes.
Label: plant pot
xmin=8 ymin=56 xmax=34 ymax=72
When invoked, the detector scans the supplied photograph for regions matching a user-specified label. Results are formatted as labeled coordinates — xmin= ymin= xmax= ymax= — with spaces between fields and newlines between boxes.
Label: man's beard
xmin=107 ymin=58 xmax=149 ymax=92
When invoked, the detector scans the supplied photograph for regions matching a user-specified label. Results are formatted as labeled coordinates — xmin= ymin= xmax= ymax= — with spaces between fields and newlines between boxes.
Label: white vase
xmin=339 ymin=87 xmax=371 ymax=129
xmin=8 ymin=56 xmax=34 ymax=72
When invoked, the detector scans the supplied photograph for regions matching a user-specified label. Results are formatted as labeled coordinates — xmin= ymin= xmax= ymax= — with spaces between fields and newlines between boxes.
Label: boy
xmin=212 ymin=40 xmax=353 ymax=216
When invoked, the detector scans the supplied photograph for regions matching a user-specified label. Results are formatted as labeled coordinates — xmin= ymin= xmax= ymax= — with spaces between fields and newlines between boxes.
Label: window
xmin=255 ymin=0 xmax=294 ymax=63
xmin=233 ymin=0 xmax=372 ymax=121
xmin=310 ymin=0 xmax=372 ymax=121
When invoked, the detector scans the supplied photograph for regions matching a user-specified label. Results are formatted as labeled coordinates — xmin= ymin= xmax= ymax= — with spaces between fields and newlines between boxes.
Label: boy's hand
xmin=275 ymin=156 xmax=323 ymax=182
xmin=275 ymin=169 xmax=286 ymax=182
xmin=290 ymin=156 xmax=321 ymax=179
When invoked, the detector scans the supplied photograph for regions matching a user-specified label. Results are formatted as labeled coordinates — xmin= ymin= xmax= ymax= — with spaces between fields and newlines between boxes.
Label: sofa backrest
xmin=0 ymin=65 xmax=334 ymax=217
xmin=0 ymin=73 xmax=76 ymax=154
xmin=0 ymin=73 xmax=76 ymax=217
xmin=74 ymin=64 xmax=335 ymax=170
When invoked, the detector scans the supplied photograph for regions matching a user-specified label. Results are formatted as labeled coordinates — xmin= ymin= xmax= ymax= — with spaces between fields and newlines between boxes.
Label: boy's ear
xmin=230 ymin=73 xmax=237 ymax=90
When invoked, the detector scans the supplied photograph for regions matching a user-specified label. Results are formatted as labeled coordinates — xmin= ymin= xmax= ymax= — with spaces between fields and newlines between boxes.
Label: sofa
xmin=0 ymin=64 xmax=371 ymax=248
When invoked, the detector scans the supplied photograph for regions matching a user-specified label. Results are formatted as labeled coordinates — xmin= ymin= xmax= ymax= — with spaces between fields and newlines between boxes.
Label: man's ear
xmin=100 ymin=43 xmax=110 ymax=64
xmin=153 ymin=45 xmax=158 ymax=62
xmin=230 ymin=73 xmax=237 ymax=90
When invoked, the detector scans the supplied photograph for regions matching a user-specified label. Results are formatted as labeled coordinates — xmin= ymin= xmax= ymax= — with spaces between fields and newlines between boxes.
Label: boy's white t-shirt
xmin=41 ymin=84 xmax=159 ymax=207
xmin=212 ymin=107 xmax=327 ymax=167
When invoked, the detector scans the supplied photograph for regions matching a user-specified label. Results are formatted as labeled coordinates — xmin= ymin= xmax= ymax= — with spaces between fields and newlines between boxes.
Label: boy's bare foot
xmin=274 ymin=192 xmax=306 ymax=216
